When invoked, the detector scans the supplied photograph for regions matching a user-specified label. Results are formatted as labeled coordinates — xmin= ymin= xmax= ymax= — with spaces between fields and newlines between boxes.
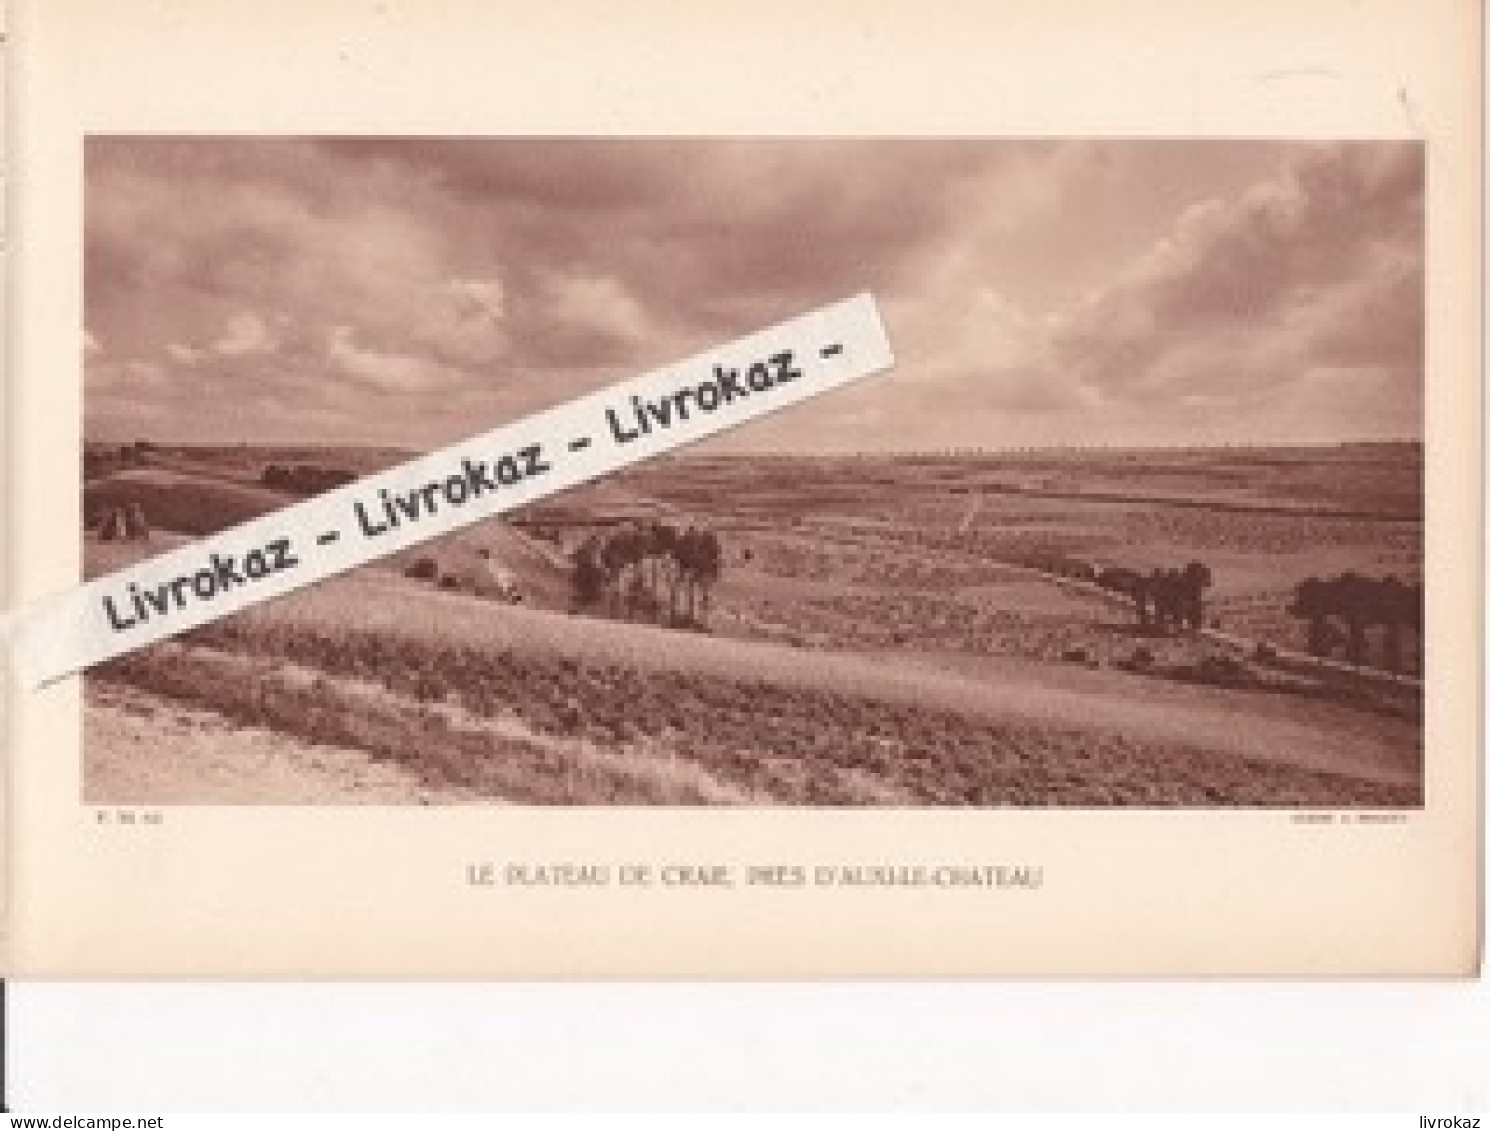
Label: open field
xmin=81 ymin=441 xmax=1423 ymax=806
xmin=625 ymin=447 xmax=1423 ymax=665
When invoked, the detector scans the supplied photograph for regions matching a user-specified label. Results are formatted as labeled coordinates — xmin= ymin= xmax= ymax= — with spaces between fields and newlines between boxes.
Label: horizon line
xmin=81 ymin=436 xmax=1426 ymax=457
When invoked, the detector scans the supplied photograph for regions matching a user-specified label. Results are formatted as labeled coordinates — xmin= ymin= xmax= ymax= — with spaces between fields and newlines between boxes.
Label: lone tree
xmin=1377 ymin=576 xmax=1410 ymax=673
xmin=1132 ymin=573 xmax=1154 ymax=630
xmin=124 ymin=501 xmax=151 ymax=541
xmin=1332 ymin=571 xmax=1374 ymax=666
xmin=1368 ymin=575 xmax=1422 ymax=675
xmin=1289 ymin=576 xmax=1336 ymax=657
xmin=1405 ymin=580 xmax=1424 ymax=673
xmin=673 ymin=526 xmax=703 ymax=622
xmin=671 ymin=526 xmax=724 ymax=624
xmin=691 ymin=528 xmax=723 ymax=620
xmin=1179 ymin=561 xmax=1212 ymax=631
xmin=570 ymin=535 xmax=608 ymax=609
xmin=1146 ymin=567 xmax=1185 ymax=634
xmin=599 ymin=527 xmax=637 ymax=617
xmin=95 ymin=503 xmax=150 ymax=543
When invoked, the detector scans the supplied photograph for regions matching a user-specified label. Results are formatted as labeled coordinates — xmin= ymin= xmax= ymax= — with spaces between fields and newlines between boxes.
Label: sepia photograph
xmin=80 ymin=137 xmax=1425 ymax=809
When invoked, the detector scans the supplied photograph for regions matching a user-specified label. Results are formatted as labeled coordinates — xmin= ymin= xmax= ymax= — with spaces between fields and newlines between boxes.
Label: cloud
xmin=165 ymin=342 xmax=205 ymax=365
xmin=86 ymin=138 xmax=1021 ymax=440
xmin=405 ymin=277 xmax=508 ymax=367
xmin=517 ymin=273 xmax=653 ymax=370
xmin=894 ymin=286 xmax=1090 ymax=414
xmin=212 ymin=311 xmax=274 ymax=356
xmin=88 ymin=358 xmax=168 ymax=393
xmin=83 ymin=138 xmax=1421 ymax=447
xmin=1047 ymin=143 xmax=1423 ymax=409
xmin=315 ymin=138 xmax=1027 ymax=344
xmin=782 ymin=142 xmax=1423 ymax=448
xmin=325 ymin=324 xmax=465 ymax=394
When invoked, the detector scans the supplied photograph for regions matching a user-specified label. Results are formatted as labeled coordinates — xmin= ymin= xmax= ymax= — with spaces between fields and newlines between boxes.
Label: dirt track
xmin=85 ymin=681 xmax=489 ymax=805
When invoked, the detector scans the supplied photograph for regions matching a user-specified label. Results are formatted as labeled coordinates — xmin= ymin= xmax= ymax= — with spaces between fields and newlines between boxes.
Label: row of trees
xmin=1090 ymin=562 xmax=1420 ymax=674
xmin=571 ymin=522 xmax=724 ymax=626
xmin=1095 ymin=562 xmax=1213 ymax=634
xmin=1288 ymin=573 xmax=1422 ymax=673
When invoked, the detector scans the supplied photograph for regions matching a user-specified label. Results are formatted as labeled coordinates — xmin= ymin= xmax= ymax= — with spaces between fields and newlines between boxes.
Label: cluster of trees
xmin=1289 ymin=573 xmax=1422 ymax=673
xmin=260 ymin=463 xmax=358 ymax=496
xmin=571 ymin=522 xmax=723 ymax=626
xmin=1096 ymin=562 xmax=1213 ymax=633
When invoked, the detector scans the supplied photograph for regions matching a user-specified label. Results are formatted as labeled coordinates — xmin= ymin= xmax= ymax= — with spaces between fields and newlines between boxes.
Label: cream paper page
xmin=3 ymin=0 xmax=1481 ymax=976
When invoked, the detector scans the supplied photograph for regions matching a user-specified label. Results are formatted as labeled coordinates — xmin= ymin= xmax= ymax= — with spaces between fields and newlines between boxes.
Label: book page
xmin=3 ymin=0 xmax=1481 ymax=976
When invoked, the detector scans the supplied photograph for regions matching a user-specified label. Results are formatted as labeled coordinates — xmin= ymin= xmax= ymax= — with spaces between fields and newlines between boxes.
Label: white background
xmin=6 ymin=979 xmax=1489 ymax=1111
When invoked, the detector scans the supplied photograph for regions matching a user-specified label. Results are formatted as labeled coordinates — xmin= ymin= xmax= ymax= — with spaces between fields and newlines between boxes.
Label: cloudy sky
xmin=85 ymin=138 xmax=1423 ymax=451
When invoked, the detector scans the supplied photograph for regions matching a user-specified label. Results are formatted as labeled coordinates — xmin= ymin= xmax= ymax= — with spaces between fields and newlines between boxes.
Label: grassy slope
xmin=91 ymin=568 xmax=1419 ymax=806
xmin=81 ymin=466 xmax=575 ymax=610
xmin=83 ymin=468 xmax=296 ymax=535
